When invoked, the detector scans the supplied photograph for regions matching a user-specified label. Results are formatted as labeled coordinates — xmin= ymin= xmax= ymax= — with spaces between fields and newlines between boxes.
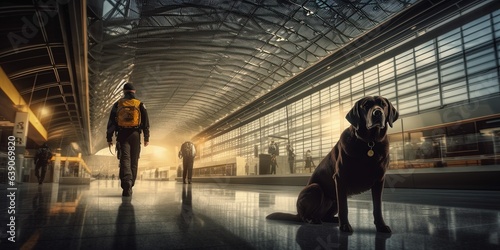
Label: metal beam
xmin=0 ymin=66 xmax=48 ymax=141
xmin=61 ymin=0 xmax=92 ymax=154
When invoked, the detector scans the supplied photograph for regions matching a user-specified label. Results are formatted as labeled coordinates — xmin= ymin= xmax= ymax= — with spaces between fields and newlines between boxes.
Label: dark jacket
xmin=35 ymin=145 xmax=52 ymax=165
xmin=178 ymin=141 xmax=196 ymax=159
xmin=106 ymin=92 xmax=150 ymax=142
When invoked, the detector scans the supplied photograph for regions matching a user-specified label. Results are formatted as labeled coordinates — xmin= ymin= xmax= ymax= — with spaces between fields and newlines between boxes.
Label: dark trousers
xmin=305 ymin=157 xmax=314 ymax=173
xmin=35 ymin=162 xmax=47 ymax=183
xmin=182 ymin=157 xmax=194 ymax=182
xmin=118 ymin=129 xmax=141 ymax=189
xmin=270 ymin=156 xmax=277 ymax=174
xmin=288 ymin=159 xmax=294 ymax=174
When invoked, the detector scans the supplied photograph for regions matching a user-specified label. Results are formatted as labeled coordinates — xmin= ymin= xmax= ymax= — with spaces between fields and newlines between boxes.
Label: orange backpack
xmin=116 ymin=98 xmax=141 ymax=128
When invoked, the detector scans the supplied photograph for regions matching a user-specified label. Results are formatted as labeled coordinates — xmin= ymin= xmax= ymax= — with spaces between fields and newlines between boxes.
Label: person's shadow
xmin=113 ymin=197 xmax=136 ymax=249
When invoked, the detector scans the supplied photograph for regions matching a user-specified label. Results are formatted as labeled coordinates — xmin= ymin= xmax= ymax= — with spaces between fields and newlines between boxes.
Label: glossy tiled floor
xmin=1 ymin=180 xmax=499 ymax=249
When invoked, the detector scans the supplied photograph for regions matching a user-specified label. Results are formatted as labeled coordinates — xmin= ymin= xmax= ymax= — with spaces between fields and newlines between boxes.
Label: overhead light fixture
xmin=70 ymin=142 xmax=80 ymax=151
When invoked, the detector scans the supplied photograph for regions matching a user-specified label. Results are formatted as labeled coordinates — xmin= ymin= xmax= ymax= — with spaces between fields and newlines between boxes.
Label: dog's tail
xmin=266 ymin=212 xmax=302 ymax=222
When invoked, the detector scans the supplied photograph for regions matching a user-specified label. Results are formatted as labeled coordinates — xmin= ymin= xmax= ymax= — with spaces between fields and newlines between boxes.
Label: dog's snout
xmin=373 ymin=109 xmax=383 ymax=117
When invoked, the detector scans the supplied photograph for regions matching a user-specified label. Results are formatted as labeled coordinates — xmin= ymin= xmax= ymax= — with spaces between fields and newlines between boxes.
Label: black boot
xmin=121 ymin=180 xmax=132 ymax=197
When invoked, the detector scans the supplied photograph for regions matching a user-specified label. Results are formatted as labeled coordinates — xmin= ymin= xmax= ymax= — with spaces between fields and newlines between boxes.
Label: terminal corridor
xmin=2 ymin=1 xmax=500 ymax=249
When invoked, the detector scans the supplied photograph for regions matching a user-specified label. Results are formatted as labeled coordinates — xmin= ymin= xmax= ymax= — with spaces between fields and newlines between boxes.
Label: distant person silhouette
xmin=305 ymin=150 xmax=315 ymax=173
xmin=178 ymin=141 xmax=196 ymax=184
xmin=268 ymin=140 xmax=278 ymax=174
xmin=34 ymin=143 xmax=52 ymax=185
xmin=287 ymin=143 xmax=295 ymax=174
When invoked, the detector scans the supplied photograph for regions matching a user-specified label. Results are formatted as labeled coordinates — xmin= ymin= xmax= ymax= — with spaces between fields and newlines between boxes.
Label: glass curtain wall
xmin=198 ymin=9 xmax=500 ymax=173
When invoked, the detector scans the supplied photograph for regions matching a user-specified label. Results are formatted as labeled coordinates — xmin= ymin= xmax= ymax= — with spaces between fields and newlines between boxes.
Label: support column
xmin=53 ymin=152 xmax=61 ymax=183
xmin=64 ymin=159 xmax=69 ymax=177
xmin=13 ymin=112 xmax=29 ymax=183
xmin=78 ymin=153 xmax=82 ymax=177
xmin=0 ymin=67 xmax=47 ymax=143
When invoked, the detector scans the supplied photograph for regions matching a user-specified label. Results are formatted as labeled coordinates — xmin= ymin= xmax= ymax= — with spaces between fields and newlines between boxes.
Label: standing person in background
xmin=107 ymin=83 xmax=150 ymax=197
xmin=305 ymin=149 xmax=315 ymax=173
xmin=286 ymin=142 xmax=295 ymax=174
xmin=268 ymin=140 xmax=278 ymax=174
xmin=179 ymin=141 xmax=196 ymax=184
xmin=34 ymin=143 xmax=53 ymax=185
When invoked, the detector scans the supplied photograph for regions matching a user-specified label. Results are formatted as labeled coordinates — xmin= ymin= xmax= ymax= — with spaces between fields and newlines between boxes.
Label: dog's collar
xmin=354 ymin=130 xmax=373 ymax=143
xmin=353 ymin=130 xmax=377 ymax=157
xmin=367 ymin=141 xmax=375 ymax=157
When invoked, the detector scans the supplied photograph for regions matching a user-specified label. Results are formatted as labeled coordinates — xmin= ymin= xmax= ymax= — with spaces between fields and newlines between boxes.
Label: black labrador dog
xmin=267 ymin=96 xmax=398 ymax=233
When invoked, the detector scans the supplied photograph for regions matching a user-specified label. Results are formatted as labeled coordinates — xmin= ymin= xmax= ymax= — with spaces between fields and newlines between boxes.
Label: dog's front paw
xmin=339 ymin=223 xmax=353 ymax=233
xmin=375 ymin=224 xmax=392 ymax=233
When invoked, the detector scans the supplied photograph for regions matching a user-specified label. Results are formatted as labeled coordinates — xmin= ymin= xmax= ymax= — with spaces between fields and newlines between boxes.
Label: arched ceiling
xmin=1 ymin=0 xmax=484 ymax=155
xmin=86 ymin=0 xmax=415 ymax=152
xmin=0 ymin=0 xmax=86 ymax=153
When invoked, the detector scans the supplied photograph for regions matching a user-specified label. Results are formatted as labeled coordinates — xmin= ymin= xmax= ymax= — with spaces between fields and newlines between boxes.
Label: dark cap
xmin=123 ymin=83 xmax=135 ymax=91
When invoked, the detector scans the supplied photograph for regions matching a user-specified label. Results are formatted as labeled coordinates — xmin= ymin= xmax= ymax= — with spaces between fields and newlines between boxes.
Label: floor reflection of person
xmin=179 ymin=184 xmax=193 ymax=230
xmin=32 ymin=186 xmax=48 ymax=227
xmin=114 ymin=198 xmax=136 ymax=249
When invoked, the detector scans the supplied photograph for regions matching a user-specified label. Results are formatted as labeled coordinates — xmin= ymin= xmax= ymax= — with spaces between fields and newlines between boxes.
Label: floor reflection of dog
xmin=295 ymin=224 xmax=343 ymax=250
xmin=267 ymin=96 xmax=398 ymax=233
xmin=296 ymin=224 xmax=391 ymax=250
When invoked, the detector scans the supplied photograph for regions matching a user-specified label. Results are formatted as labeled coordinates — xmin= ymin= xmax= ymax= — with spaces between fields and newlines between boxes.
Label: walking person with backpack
xmin=107 ymin=83 xmax=150 ymax=197
xmin=268 ymin=140 xmax=278 ymax=174
xmin=34 ymin=143 xmax=53 ymax=185
xmin=178 ymin=141 xmax=196 ymax=184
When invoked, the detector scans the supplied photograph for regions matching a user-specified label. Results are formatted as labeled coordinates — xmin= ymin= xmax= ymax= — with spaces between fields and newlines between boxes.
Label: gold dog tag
xmin=367 ymin=149 xmax=374 ymax=157
xmin=367 ymin=141 xmax=375 ymax=157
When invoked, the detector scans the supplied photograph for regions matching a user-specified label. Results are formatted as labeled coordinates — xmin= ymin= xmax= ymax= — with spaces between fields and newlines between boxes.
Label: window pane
xmin=397 ymin=75 xmax=417 ymax=96
xmin=442 ymin=79 xmax=468 ymax=105
xmin=493 ymin=9 xmax=500 ymax=38
xmin=398 ymin=95 xmax=418 ymax=115
xmin=351 ymin=72 xmax=364 ymax=95
xmin=364 ymin=65 xmax=378 ymax=88
xmin=395 ymin=49 xmax=415 ymax=75
xmin=438 ymin=28 xmax=462 ymax=59
xmin=380 ymin=81 xmax=397 ymax=102
xmin=462 ymin=15 xmax=492 ymax=50
xmin=415 ymin=40 xmax=436 ymax=68
xmin=466 ymin=47 xmax=496 ymax=75
xmin=440 ymin=57 xmax=465 ymax=83
xmin=417 ymin=67 xmax=439 ymax=90
xmin=468 ymin=69 xmax=500 ymax=99
xmin=418 ymin=87 xmax=441 ymax=111
xmin=379 ymin=58 xmax=395 ymax=82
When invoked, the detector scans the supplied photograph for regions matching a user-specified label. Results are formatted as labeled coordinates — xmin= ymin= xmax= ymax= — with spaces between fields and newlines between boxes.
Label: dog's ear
xmin=384 ymin=98 xmax=399 ymax=128
xmin=346 ymin=100 xmax=361 ymax=130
